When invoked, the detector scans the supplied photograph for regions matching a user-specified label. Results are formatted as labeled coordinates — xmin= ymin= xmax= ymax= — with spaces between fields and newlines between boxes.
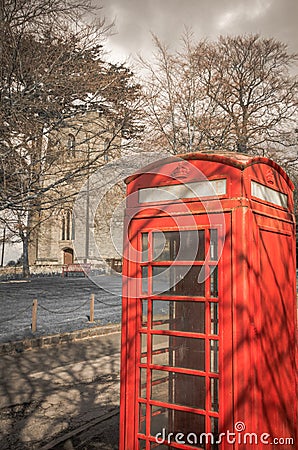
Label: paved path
xmin=0 ymin=331 xmax=121 ymax=449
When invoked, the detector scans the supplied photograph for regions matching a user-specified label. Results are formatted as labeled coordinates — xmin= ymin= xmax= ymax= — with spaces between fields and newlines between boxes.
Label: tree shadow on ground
xmin=0 ymin=333 xmax=121 ymax=449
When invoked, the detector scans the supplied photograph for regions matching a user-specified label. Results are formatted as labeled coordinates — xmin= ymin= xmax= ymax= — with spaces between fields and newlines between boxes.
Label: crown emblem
xmin=265 ymin=169 xmax=275 ymax=185
xmin=171 ymin=163 xmax=190 ymax=179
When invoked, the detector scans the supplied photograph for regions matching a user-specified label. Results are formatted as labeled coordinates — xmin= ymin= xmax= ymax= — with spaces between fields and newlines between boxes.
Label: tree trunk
xmin=22 ymin=234 xmax=30 ymax=278
xmin=236 ymin=135 xmax=248 ymax=153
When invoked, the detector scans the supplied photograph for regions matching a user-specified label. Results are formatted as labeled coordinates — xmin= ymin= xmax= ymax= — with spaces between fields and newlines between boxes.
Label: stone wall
xmin=0 ymin=266 xmax=23 ymax=279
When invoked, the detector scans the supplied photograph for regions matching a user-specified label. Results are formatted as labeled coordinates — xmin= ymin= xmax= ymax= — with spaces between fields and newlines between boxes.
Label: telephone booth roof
xmin=125 ymin=151 xmax=294 ymax=191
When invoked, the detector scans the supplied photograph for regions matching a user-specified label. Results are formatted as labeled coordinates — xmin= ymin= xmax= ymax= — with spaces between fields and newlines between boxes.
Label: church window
xmin=61 ymin=210 xmax=72 ymax=240
xmin=67 ymin=134 xmax=76 ymax=157
xmin=104 ymin=138 xmax=109 ymax=162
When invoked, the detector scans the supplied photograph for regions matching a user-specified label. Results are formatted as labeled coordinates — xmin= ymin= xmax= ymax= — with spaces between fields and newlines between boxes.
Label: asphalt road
xmin=0 ymin=275 xmax=122 ymax=343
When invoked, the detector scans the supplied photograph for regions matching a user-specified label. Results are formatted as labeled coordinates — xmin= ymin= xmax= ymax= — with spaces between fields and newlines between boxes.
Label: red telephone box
xmin=120 ymin=152 xmax=297 ymax=450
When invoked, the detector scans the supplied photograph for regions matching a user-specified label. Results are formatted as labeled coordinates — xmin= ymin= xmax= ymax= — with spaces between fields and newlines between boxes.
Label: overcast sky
xmin=96 ymin=0 xmax=298 ymax=63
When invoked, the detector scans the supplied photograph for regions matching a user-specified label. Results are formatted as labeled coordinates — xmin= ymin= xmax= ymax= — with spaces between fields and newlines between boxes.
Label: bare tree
xmin=139 ymin=32 xmax=227 ymax=154
xmin=199 ymin=34 xmax=298 ymax=154
xmin=0 ymin=0 xmax=142 ymax=276
xmin=141 ymin=33 xmax=297 ymax=153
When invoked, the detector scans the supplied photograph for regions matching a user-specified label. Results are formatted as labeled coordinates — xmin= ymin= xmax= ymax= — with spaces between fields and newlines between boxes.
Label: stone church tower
xmin=28 ymin=113 xmax=124 ymax=275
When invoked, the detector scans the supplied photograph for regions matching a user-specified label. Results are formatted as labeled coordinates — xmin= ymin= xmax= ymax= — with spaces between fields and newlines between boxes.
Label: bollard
xmin=89 ymin=294 xmax=94 ymax=323
xmin=31 ymin=299 xmax=38 ymax=332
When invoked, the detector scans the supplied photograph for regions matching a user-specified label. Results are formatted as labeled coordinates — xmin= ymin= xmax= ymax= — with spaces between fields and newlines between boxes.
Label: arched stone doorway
xmin=63 ymin=248 xmax=73 ymax=265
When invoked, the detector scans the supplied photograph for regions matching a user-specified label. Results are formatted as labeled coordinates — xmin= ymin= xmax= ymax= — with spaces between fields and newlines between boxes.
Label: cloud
xmin=217 ymin=0 xmax=272 ymax=30
xmin=96 ymin=0 xmax=298 ymax=62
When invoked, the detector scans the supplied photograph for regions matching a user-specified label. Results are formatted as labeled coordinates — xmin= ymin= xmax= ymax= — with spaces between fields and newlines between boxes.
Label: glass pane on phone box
xmin=173 ymin=410 xmax=205 ymax=441
xmin=152 ymin=300 xmax=205 ymax=333
xmin=142 ymin=266 xmax=148 ymax=293
xmin=153 ymin=230 xmax=205 ymax=261
xmin=211 ymin=417 xmax=219 ymax=450
xmin=138 ymin=439 xmax=146 ymax=450
xmin=142 ymin=233 xmax=149 ymax=261
xmin=141 ymin=333 xmax=148 ymax=363
xmin=210 ymin=266 xmax=218 ymax=297
xmin=142 ymin=299 xmax=148 ymax=327
xmin=210 ymin=229 xmax=218 ymax=261
xmin=140 ymin=368 xmax=147 ymax=399
xmin=210 ymin=340 xmax=219 ymax=373
xmin=152 ymin=335 xmax=205 ymax=371
xmin=210 ymin=302 xmax=219 ymax=335
xmin=151 ymin=405 xmax=168 ymax=437
xmin=139 ymin=403 xmax=146 ymax=434
xmin=151 ymin=408 xmax=205 ymax=445
xmin=151 ymin=370 xmax=205 ymax=410
xmin=152 ymin=266 xmax=205 ymax=297
xmin=151 ymin=335 xmax=170 ymax=366
xmin=210 ymin=377 xmax=219 ymax=412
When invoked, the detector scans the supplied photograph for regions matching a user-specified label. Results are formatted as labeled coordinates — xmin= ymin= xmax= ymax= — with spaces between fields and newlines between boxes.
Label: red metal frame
xmin=120 ymin=153 xmax=296 ymax=450
xmin=132 ymin=220 xmax=229 ymax=450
